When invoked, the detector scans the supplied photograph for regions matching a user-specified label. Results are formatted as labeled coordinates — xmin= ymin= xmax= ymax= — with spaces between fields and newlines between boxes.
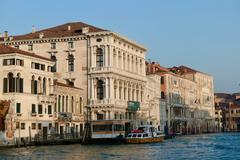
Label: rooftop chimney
xmin=68 ymin=25 xmax=71 ymax=31
xmin=82 ymin=27 xmax=89 ymax=34
xmin=4 ymin=31 xmax=8 ymax=38
xmin=39 ymin=32 xmax=44 ymax=39
xmin=4 ymin=31 xmax=8 ymax=41
xmin=32 ymin=25 xmax=36 ymax=33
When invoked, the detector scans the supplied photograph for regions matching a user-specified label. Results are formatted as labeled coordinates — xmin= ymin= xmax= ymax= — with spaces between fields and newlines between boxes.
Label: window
xmin=96 ymin=48 xmax=104 ymax=67
xmin=68 ymin=42 xmax=74 ymax=49
xmin=16 ymin=103 xmax=21 ymax=113
xmin=21 ymin=123 xmax=25 ymax=130
xmin=161 ymin=92 xmax=165 ymax=99
xmin=32 ymin=104 xmax=36 ymax=113
xmin=3 ymin=59 xmax=15 ymax=66
xmin=28 ymin=44 xmax=33 ymax=51
xmin=31 ymin=76 xmax=38 ymax=94
xmin=31 ymin=62 xmax=45 ymax=71
xmin=48 ymin=105 xmax=52 ymax=114
xmin=38 ymin=104 xmax=43 ymax=114
xmin=32 ymin=123 xmax=36 ymax=130
xmin=79 ymin=97 xmax=82 ymax=114
xmin=50 ymin=54 xmax=57 ymax=72
xmin=50 ymin=43 xmax=56 ymax=49
xmin=97 ymin=80 xmax=104 ymax=100
xmin=15 ymin=45 xmax=19 ymax=49
xmin=38 ymin=123 xmax=42 ymax=130
xmin=16 ymin=59 xmax=24 ymax=66
xmin=68 ymin=54 xmax=74 ymax=72
xmin=161 ymin=77 xmax=164 ymax=84
xmin=16 ymin=73 xmax=23 ymax=93
xmin=16 ymin=122 xmax=19 ymax=129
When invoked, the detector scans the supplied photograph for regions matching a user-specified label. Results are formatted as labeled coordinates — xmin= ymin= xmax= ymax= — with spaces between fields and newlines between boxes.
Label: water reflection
xmin=0 ymin=133 xmax=240 ymax=160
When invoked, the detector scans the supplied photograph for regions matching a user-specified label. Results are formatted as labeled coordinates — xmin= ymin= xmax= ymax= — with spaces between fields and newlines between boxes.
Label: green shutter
xmin=16 ymin=103 xmax=21 ymax=113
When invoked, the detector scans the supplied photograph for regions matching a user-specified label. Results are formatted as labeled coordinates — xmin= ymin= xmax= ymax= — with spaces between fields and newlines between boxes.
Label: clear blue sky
xmin=1 ymin=0 xmax=240 ymax=93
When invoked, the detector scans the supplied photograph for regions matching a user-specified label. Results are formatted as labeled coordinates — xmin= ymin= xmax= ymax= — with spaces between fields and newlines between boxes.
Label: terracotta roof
xmin=54 ymin=81 xmax=82 ymax=90
xmin=0 ymin=44 xmax=52 ymax=61
xmin=6 ymin=22 xmax=107 ymax=41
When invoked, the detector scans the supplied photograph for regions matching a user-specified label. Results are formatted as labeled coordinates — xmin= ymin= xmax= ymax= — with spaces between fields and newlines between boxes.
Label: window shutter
xmin=34 ymin=80 xmax=38 ymax=94
xmin=20 ymin=78 xmax=23 ymax=93
xmin=3 ymin=78 xmax=7 ymax=93
xmin=12 ymin=78 xmax=16 ymax=92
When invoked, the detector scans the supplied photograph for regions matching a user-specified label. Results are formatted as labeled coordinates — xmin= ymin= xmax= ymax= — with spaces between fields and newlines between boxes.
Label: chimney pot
xmin=32 ymin=25 xmax=36 ymax=33
xmin=39 ymin=32 xmax=44 ymax=39
xmin=4 ymin=31 xmax=8 ymax=38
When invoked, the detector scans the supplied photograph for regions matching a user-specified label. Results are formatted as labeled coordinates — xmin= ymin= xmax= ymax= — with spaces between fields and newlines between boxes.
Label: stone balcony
xmin=37 ymin=94 xmax=56 ymax=104
xmin=89 ymin=67 xmax=146 ymax=81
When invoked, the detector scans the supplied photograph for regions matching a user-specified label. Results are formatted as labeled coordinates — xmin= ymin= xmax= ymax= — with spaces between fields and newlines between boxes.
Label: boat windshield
xmin=137 ymin=134 xmax=142 ymax=138
xmin=127 ymin=134 xmax=132 ymax=138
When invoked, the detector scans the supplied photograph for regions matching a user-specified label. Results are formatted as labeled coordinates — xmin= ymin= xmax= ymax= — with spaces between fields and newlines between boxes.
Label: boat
xmin=125 ymin=125 xmax=164 ymax=144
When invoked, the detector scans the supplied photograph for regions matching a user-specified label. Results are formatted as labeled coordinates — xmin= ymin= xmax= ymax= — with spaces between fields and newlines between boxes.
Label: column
xmin=109 ymin=46 xmax=114 ymax=67
xmin=116 ymin=80 xmax=119 ymax=100
xmin=104 ymin=45 xmax=108 ymax=67
xmin=92 ymin=46 xmax=96 ymax=67
xmin=109 ymin=77 xmax=114 ymax=99
xmin=91 ymin=78 xmax=94 ymax=99
xmin=116 ymin=49 xmax=119 ymax=68
xmin=129 ymin=84 xmax=132 ymax=101
xmin=126 ymin=83 xmax=129 ymax=101
xmin=121 ymin=51 xmax=124 ymax=69
xmin=105 ymin=78 xmax=109 ymax=99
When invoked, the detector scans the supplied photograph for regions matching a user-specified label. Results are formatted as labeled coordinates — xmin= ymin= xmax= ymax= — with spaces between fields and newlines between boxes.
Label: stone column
xmin=104 ymin=45 xmax=108 ymax=67
xmin=116 ymin=80 xmax=119 ymax=100
xmin=105 ymin=78 xmax=109 ymax=99
xmin=109 ymin=46 xmax=113 ymax=67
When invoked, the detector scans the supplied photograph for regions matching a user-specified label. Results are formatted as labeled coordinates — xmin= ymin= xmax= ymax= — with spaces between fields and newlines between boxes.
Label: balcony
xmin=37 ymin=94 xmax=55 ymax=104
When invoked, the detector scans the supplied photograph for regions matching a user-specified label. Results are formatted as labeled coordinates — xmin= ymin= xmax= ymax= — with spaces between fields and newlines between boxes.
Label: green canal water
xmin=0 ymin=133 xmax=239 ymax=160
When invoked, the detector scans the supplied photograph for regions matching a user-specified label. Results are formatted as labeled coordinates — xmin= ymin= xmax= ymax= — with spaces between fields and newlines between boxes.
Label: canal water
xmin=0 ymin=133 xmax=239 ymax=160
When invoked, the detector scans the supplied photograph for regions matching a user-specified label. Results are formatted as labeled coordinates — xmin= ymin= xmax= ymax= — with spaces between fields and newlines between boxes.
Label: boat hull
xmin=125 ymin=136 xmax=164 ymax=144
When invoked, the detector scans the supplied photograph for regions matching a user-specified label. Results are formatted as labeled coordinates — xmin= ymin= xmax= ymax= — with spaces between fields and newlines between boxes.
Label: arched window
xmin=58 ymin=95 xmax=61 ymax=112
xmin=31 ymin=75 xmax=38 ymax=94
xmin=62 ymin=95 xmax=65 ymax=112
xmin=16 ymin=73 xmax=23 ymax=93
xmin=97 ymin=80 xmax=104 ymax=100
xmin=50 ymin=54 xmax=57 ymax=72
xmin=79 ymin=97 xmax=83 ymax=114
xmin=96 ymin=48 xmax=104 ymax=67
xmin=66 ymin=96 xmax=68 ymax=112
xmin=43 ymin=77 xmax=46 ymax=95
xmin=8 ymin=73 xmax=14 ymax=92
xmin=68 ymin=54 xmax=74 ymax=72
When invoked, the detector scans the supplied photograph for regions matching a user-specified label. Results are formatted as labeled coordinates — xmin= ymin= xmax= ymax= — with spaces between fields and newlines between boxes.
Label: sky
xmin=0 ymin=0 xmax=240 ymax=93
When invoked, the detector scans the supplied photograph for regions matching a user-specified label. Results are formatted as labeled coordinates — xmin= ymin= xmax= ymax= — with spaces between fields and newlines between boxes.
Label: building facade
xmin=146 ymin=62 xmax=215 ymax=136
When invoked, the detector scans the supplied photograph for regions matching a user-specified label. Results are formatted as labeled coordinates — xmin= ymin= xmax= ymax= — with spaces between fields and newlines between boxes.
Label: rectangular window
xmin=68 ymin=42 xmax=74 ymax=49
xmin=32 ymin=104 xmax=36 ymax=113
xmin=38 ymin=104 xmax=43 ymax=114
xmin=16 ymin=103 xmax=21 ymax=113
xmin=16 ymin=59 xmax=24 ymax=66
xmin=21 ymin=123 xmax=25 ymax=130
xmin=3 ymin=59 xmax=15 ymax=66
xmin=32 ymin=123 xmax=36 ymax=130
xmin=15 ymin=45 xmax=19 ymax=49
xmin=48 ymin=105 xmax=52 ymax=114
xmin=28 ymin=44 xmax=33 ymax=51
xmin=38 ymin=123 xmax=42 ymax=130
xmin=50 ymin=43 xmax=56 ymax=49
xmin=16 ymin=122 xmax=19 ymax=129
